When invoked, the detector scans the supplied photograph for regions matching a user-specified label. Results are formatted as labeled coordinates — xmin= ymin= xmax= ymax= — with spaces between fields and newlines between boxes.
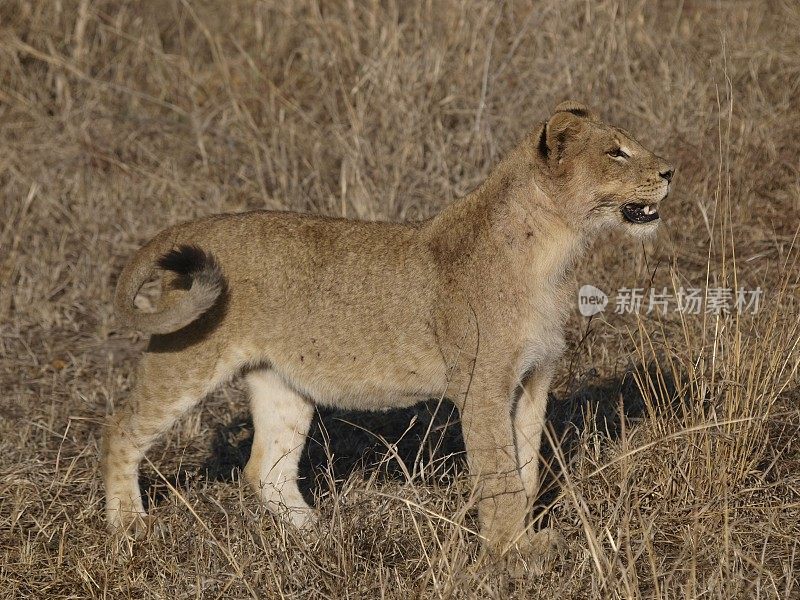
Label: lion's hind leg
xmin=101 ymin=349 xmax=225 ymax=535
xmin=243 ymin=369 xmax=316 ymax=528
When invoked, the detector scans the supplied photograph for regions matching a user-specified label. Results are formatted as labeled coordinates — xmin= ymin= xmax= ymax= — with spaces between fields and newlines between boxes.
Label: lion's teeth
xmin=643 ymin=205 xmax=656 ymax=215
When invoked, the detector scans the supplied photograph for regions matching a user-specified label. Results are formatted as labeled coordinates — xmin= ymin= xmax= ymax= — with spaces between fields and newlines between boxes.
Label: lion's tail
xmin=114 ymin=243 xmax=224 ymax=334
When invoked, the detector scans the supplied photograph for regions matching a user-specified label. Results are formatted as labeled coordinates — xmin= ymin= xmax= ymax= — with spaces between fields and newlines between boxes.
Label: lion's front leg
xmin=459 ymin=372 xmax=528 ymax=552
xmin=514 ymin=362 xmax=555 ymax=504
xmin=510 ymin=362 xmax=566 ymax=575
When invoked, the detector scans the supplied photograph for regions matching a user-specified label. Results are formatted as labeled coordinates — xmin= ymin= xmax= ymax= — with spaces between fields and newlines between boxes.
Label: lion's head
xmin=533 ymin=100 xmax=674 ymax=238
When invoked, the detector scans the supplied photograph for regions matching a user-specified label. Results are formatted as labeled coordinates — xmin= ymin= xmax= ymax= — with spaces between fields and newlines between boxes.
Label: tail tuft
xmin=158 ymin=245 xmax=225 ymax=304
xmin=158 ymin=245 xmax=218 ymax=276
xmin=155 ymin=245 xmax=225 ymax=329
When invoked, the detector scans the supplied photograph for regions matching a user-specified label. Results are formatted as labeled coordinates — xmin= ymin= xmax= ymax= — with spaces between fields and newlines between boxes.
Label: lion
xmin=102 ymin=101 xmax=673 ymax=569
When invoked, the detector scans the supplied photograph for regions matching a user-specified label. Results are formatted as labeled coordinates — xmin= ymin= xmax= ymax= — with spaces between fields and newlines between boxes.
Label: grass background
xmin=1 ymin=0 xmax=799 ymax=597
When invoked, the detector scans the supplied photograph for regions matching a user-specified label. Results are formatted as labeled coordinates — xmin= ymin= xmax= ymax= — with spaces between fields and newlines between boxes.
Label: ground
xmin=1 ymin=1 xmax=799 ymax=598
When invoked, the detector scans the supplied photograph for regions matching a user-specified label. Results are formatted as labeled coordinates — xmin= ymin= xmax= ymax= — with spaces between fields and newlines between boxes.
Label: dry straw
xmin=1 ymin=1 xmax=798 ymax=597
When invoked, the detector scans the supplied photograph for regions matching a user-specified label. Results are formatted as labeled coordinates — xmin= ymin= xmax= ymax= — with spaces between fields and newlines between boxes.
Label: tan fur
xmin=102 ymin=101 xmax=672 ymax=564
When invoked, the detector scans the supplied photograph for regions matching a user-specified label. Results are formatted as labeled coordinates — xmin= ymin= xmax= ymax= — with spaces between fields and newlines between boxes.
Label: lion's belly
xmin=271 ymin=341 xmax=449 ymax=411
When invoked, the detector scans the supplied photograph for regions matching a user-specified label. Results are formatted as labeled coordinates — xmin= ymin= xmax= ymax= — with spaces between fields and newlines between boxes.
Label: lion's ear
xmin=536 ymin=101 xmax=595 ymax=165
xmin=541 ymin=110 xmax=585 ymax=164
xmin=552 ymin=100 xmax=596 ymax=120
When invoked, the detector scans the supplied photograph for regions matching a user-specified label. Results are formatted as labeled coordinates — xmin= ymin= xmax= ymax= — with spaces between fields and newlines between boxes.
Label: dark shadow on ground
xmin=201 ymin=398 xmax=465 ymax=507
xmin=143 ymin=361 xmax=684 ymax=511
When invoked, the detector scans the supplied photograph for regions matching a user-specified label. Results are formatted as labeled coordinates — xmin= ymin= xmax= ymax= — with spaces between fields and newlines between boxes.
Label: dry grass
xmin=1 ymin=1 xmax=799 ymax=598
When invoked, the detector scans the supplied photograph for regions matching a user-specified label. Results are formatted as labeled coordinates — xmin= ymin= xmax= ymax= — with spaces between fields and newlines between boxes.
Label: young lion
xmin=103 ymin=101 xmax=672 ymax=564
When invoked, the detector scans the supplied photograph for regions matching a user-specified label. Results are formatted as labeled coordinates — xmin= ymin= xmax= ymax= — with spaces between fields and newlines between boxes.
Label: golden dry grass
xmin=1 ymin=1 xmax=799 ymax=598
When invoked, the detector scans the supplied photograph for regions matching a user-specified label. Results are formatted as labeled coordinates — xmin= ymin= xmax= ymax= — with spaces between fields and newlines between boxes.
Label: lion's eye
xmin=608 ymin=147 xmax=629 ymax=160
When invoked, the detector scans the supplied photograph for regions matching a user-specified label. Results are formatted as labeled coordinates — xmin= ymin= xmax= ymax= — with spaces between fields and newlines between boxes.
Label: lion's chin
xmin=624 ymin=218 xmax=661 ymax=239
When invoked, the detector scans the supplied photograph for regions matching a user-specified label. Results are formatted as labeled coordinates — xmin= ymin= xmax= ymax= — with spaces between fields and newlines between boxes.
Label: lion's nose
xmin=659 ymin=167 xmax=674 ymax=183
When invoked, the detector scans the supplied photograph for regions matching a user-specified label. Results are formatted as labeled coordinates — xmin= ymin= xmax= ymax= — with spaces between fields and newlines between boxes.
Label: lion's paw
xmin=108 ymin=510 xmax=155 ymax=541
xmin=506 ymin=527 xmax=565 ymax=577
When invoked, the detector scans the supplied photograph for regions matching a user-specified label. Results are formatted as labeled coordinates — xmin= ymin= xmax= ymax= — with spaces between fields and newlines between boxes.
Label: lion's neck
xmin=431 ymin=156 xmax=588 ymax=285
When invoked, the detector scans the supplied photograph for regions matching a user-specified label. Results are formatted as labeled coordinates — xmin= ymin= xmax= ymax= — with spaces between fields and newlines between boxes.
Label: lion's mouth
xmin=621 ymin=202 xmax=660 ymax=224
